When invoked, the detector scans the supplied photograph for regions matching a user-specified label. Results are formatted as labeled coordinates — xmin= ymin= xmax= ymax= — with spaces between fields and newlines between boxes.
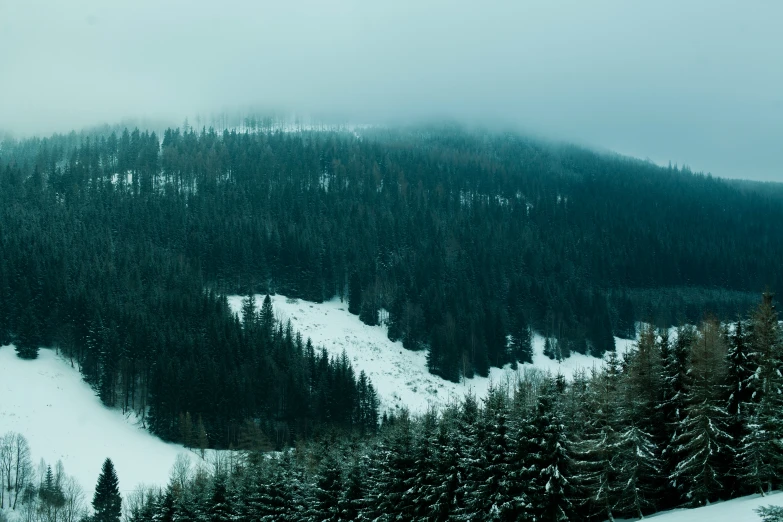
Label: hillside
xmin=227 ymin=294 xmax=637 ymax=413
xmin=1 ymin=124 xmax=781 ymax=449
xmin=0 ymin=345 xmax=193 ymax=498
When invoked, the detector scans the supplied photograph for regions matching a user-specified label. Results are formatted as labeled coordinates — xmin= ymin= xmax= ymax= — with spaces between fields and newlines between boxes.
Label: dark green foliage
xmin=348 ymin=272 xmax=362 ymax=316
xmin=2 ymin=124 xmax=778 ymax=393
xmin=757 ymin=505 xmax=783 ymax=522
xmin=124 ymin=294 xmax=781 ymax=522
xmin=93 ymin=458 xmax=122 ymax=522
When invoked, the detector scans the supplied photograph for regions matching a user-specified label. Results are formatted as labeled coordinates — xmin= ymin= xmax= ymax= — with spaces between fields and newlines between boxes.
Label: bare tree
xmin=123 ymin=484 xmax=158 ymax=522
xmin=12 ymin=433 xmax=33 ymax=510
xmin=61 ymin=475 xmax=87 ymax=522
xmin=169 ymin=454 xmax=191 ymax=491
xmin=0 ymin=432 xmax=13 ymax=509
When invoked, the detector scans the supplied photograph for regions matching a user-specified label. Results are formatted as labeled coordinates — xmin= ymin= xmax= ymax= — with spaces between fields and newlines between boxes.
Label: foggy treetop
xmin=0 ymin=0 xmax=781 ymax=181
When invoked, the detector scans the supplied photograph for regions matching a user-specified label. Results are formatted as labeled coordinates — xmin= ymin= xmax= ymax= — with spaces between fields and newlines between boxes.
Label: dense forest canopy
xmin=50 ymin=296 xmax=783 ymax=521
xmin=1 ymin=123 xmax=781 ymax=449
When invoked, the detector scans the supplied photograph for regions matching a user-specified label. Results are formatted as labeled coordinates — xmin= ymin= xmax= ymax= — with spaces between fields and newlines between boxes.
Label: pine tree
xmin=92 ymin=458 xmax=122 ymax=522
xmin=348 ymin=272 xmax=362 ymax=316
xmin=669 ymin=319 xmax=732 ymax=506
xmin=614 ymin=325 xmax=663 ymax=518
xmin=738 ymin=293 xmax=783 ymax=495
xmin=339 ymin=457 xmax=368 ymax=521
xmin=207 ymin=478 xmax=233 ymax=522
xmin=310 ymin=452 xmax=343 ymax=521
xmin=259 ymin=294 xmax=275 ymax=340
xmin=660 ymin=324 xmax=692 ymax=505
xmin=529 ymin=379 xmax=573 ymax=522
xmin=569 ymin=366 xmax=618 ymax=521
xmin=725 ymin=318 xmax=753 ymax=495
xmin=612 ymin=424 xmax=661 ymax=519
xmin=240 ymin=294 xmax=256 ymax=332
xmin=472 ymin=389 xmax=532 ymax=521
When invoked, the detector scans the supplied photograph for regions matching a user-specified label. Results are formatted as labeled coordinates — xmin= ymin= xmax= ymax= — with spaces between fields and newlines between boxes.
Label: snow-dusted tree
xmin=614 ymin=326 xmax=664 ymax=518
xmin=528 ymin=378 xmax=573 ymax=522
xmin=206 ymin=478 xmax=233 ymax=522
xmin=404 ymin=408 xmax=444 ymax=520
xmin=738 ymin=293 xmax=783 ymax=495
xmin=470 ymin=387 xmax=532 ymax=521
xmin=309 ymin=451 xmax=343 ymax=522
xmin=724 ymin=318 xmax=753 ymax=494
xmin=658 ymin=325 xmax=693 ymax=504
xmin=669 ymin=319 xmax=732 ymax=506
xmin=339 ymin=456 xmax=369 ymax=521
xmin=366 ymin=411 xmax=416 ymax=520
xmin=450 ymin=394 xmax=482 ymax=520
xmin=570 ymin=365 xmax=620 ymax=521
xmin=612 ymin=423 xmax=661 ymax=519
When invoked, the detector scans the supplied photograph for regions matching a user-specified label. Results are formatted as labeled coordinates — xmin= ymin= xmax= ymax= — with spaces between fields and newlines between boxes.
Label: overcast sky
xmin=0 ymin=1 xmax=781 ymax=181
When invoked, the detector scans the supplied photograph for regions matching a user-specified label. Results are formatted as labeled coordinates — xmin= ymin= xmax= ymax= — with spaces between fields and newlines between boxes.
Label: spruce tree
xmin=738 ymin=293 xmax=783 ymax=495
xmin=529 ymin=379 xmax=573 ymax=522
xmin=348 ymin=272 xmax=362 ymax=316
xmin=311 ymin=452 xmax=343 ymax=522
xmin=258 ymin=294 xmax=274 ymax=336
xmin=725 ymin=318 xmax=753 ymax=494
xmin=669 ymin=319 xmax=731 ymax=506
xmin=570 ymin=366 xmax=618 ymax=521
xmin=240 ymin=294 xmax=256 ymax=332
xmin=92 ymin=458 xmax=122 ymax=522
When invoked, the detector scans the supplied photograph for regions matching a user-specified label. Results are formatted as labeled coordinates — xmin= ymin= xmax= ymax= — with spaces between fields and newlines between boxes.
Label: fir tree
xmin=207 ymin=478 xmax=233 ymax=522
xmin=240 ymin=294 xmax=256 ymax=332
xmin=311 ymin=452 xmax=343 ymax=522
xmin=669 ymin=319 xmax=732 ymax=507
xmin=92 ymin=458 xmax=122 ymax=522
xmin=530 ymin=380 xmax=573 ymax=522
xmin=259 ymin=294 xmax=275 ymax=340
xmin=725 ymin=318 xmax=753 ymax=495
xmin=348 ymin=272 xmax=362 ymax=316
xmin=738 ymin=293 xmax=783 ymax=495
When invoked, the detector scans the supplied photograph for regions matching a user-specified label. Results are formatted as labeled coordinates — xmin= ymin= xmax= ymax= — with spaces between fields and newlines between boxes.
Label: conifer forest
xmin=1 ymin=124 xmax=782 ymax=521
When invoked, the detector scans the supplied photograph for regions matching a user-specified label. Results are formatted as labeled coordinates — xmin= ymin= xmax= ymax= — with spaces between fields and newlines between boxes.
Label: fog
xmin=1 ymin=0 xmax=781 ymax=181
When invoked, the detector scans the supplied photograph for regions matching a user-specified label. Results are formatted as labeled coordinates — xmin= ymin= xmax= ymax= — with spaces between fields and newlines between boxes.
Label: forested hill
xmin=1 ymin=125 xmax=781 ymax=393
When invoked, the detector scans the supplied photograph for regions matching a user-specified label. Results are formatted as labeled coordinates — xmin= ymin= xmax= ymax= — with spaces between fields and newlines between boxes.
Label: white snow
xmin=0 ymin=345 xmax=194 ymax=499
xmin=227 ymin=294 xmax=637 ymax=414
xmin=617 ymin=491 xmax=783 ymax=521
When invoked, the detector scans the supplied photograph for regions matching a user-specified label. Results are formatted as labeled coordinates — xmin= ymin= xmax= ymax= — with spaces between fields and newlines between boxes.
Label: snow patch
xmin=617 ymin=491 xmax=783 ymax=521
xmin=227 ymin=294 xmax=637 ymax=415
xmin=0 ymin=345 xmax=197 ymax=499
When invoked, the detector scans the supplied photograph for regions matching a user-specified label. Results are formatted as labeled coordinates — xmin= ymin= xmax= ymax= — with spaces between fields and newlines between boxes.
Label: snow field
xmin=0 ymin=345 xmax=197 ymax=500
xmin=227 ymin=294 xmax=637 ymax=414
xmin=617 ymin=491 xmax=783 ymax=521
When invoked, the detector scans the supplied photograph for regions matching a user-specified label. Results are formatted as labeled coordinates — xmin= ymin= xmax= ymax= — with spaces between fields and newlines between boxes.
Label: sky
xmin=0 ymin=1 xmax=781 ymax=181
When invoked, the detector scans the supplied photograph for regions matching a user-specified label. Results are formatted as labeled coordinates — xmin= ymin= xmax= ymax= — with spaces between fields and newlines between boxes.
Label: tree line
xmin=120 ymin=293 xmax=783 ymax=521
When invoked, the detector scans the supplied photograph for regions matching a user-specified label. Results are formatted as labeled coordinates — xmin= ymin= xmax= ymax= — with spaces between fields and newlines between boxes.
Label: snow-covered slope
xmin=618 ymin=492 xmax=783 ymax=521
xmin=0 ymin=345 xmax=192 ymax=498
xmin=227 ymin=294 xmax=636 ymax=414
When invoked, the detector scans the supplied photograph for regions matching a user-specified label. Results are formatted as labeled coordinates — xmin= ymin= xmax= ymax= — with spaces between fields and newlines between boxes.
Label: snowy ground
xmin=227 ymin=294 xmax=637 ymax=414
xmin=0 ymin=345 xmax=197 ymax=501
xmin=618 ymin=491 xmax=783 ymax=521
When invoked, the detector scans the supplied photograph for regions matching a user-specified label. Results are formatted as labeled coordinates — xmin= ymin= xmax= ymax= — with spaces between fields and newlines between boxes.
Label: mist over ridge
xmin=1 ymin=0 xmax=781 ymax=181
